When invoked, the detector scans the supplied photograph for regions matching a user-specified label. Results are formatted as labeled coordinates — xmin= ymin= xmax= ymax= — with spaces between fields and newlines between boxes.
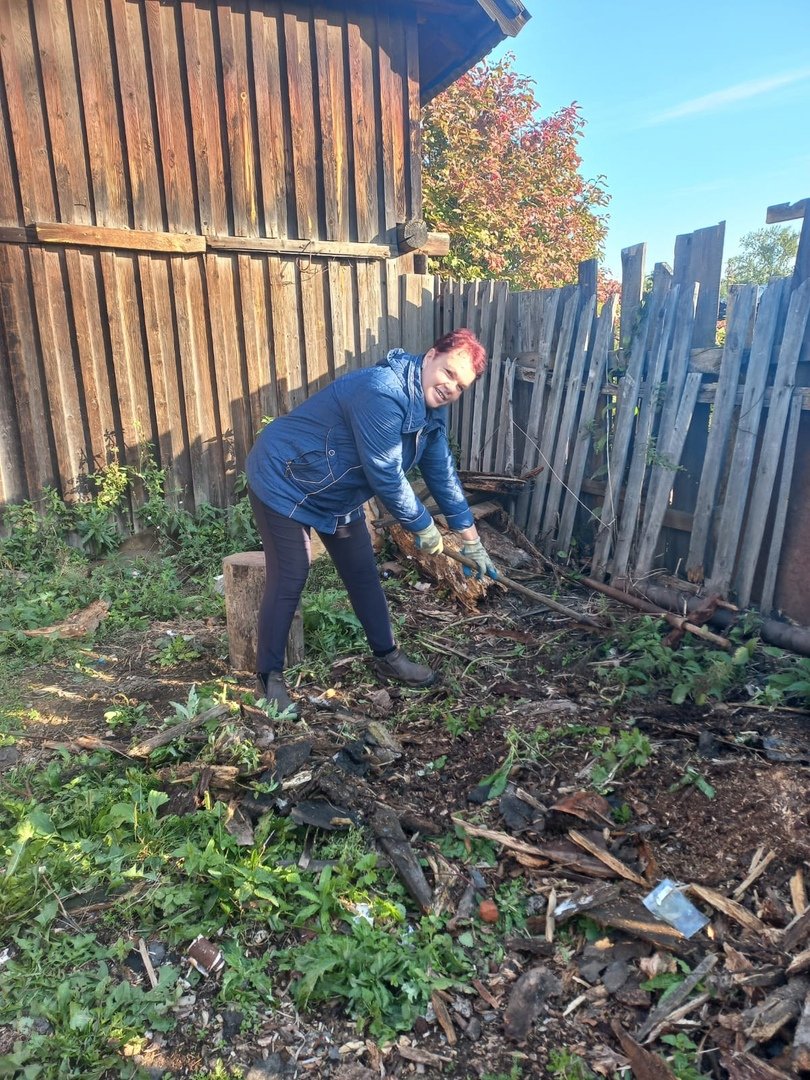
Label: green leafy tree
xmin=724 ymin=226 xmax=799 ymax=292
xmin=421 ymin=54 xmax=610 ymax=292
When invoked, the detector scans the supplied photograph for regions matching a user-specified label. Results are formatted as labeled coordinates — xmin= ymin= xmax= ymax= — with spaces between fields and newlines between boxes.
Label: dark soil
xmin=4 ymin=565 xmax=809 ymax=1079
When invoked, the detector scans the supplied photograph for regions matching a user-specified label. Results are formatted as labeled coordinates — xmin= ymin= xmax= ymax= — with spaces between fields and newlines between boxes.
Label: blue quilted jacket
xmin=246 ymin=349 xmax=474 ymax=535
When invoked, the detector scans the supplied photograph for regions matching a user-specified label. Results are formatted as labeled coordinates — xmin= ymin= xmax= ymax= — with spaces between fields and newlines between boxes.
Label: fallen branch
xmin=733 ymin=849 xmax=776 ymax=900
xmin=567 ymin=830 xmax=648 ymax=887
xmin=451 ymin=816 xmax=615 ymax=879
xmin=128 ymin=704 xmax=229 ymax=758
xmin=636 ymin=953 xmax=717 ymax=1041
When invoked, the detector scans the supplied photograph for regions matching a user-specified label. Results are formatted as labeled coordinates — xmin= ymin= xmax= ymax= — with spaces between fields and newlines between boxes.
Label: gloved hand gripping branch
xmin=414 ymin=520 xmax=443 ymax=555
xmin=460 ymin=537 xmax=498 ymax=580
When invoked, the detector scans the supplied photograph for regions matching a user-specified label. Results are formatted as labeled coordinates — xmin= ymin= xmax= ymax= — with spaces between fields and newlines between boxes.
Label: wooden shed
xmin=0 ymin=0 xmax=529 ymax=511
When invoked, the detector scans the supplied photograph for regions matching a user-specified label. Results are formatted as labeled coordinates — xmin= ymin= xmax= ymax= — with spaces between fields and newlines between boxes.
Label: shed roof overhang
xmin=415 ymin=0 xmax=530 ymax=104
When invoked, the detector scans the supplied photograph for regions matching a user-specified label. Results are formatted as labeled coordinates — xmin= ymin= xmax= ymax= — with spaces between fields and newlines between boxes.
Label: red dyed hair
xmin=432 ymin=328 xmax=487 ymax=377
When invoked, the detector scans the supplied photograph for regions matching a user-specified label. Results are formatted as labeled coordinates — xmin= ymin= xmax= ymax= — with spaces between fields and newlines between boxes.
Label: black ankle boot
xmin=371 ymin=648 xmax=436 ymax=688
xmin=256 ymin=672 xmax=299 ymax=717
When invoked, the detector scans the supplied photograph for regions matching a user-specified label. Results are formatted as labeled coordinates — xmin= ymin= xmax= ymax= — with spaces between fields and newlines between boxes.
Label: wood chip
xmin=611 ymin=1019 xmax=679 ymax=1079
xmin=793 ymin=990 xmax=810 ymax=1073
xmin=545 ymin=886 xmax=556 ymax=943
xmin=786 ymin=948 xmax=810 ymax=977
xmin=790 ymin=869 xmax=807 ymax=916
xmin=733 ymin=849 xmax=776 ymax=900
xmin=396 ymin=1042 xmax=452 ymax=1066
xmin=783 ymin=907 xmax=810 ymax=953
xmin=430 ymin=990 xmax=457 ymax=1045
xmin=567 ymin=830 xmax=648 ymax=887
xmin=138 ymin=937 xmax=158 ymax=990
xmin=720 ymin=1051 xmax=794 ymax=1078
xmin=472 ymin=978 xmax=501 ymax=1009
xmin=687 ymin=883 xmax=769 ymax=935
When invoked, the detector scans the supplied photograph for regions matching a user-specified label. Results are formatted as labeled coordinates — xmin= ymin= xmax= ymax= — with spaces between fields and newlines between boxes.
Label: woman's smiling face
xmin=421 ymin=347 xmax=477 ymax=409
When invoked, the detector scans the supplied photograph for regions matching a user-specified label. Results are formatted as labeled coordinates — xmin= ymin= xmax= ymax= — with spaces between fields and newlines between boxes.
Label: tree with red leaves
xmin=422 ymin=55 xmax=610 ymax=292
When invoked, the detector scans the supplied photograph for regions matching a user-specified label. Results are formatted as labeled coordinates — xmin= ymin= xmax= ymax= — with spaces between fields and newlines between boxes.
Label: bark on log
xmin=223 ymin=551 xmax=304 ymax=671
xmin=128 ymin=704 xmax=229 ymax=757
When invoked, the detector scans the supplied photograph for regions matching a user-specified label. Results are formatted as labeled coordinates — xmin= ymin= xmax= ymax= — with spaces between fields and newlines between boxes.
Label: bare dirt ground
xmin=4 ymin=559 xmax=810 ymax=1080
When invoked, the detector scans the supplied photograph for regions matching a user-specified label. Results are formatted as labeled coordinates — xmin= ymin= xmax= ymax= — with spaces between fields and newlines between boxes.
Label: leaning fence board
xmin=634 ymin=285 xmax=699 ymax=574
xmin=708 ymin=280 xmax=787 ymax=595
xmin=541 ymin=293 xmax=596 ymax=543
xmin=459 ymin=281 xmax=480 ymax=468
xmin=760 ymin=391 xmax=803 ymax=614
xmin=493 ymin=357 xmax=516 ymax=475
xmin=558 ymin=294 xmax=617 ymax=553
xmin=591 ymin=266 xmax=672 ymax=578
xmin=525 ymin=289 xmax=580 ymax=540
xmin=611 ymin=284 xmax=681 ymax=583
xmin=619 ymin=243 xmax=646 ymax=349
xmin=469 ymin=280 xmax=495 ymax=471
xmin=735 ymin=279 xmax=810 ymax=606
xmin=686 ymin=285 xmax=757 ymax=580
xmin=204 ymin=253 xmax=250 ymax=486
xmin=481 ymin=281 xmax=508 ymax=473
xmin=514 ymin=290 xmax=560 ymax=528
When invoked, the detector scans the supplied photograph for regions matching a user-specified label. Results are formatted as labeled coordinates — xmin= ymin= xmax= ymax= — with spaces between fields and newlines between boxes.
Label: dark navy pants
xmin=249 ymin=491 xmax=395 ymax=673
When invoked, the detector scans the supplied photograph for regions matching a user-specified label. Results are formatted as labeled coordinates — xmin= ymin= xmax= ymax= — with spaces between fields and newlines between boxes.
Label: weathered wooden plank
xmin=760 ymin=390 xmax=803 ymax=614
xmin=100 ymin=251 xmax=154 ymax=461
xmin=171 ymin=256 xmax=225 ymax=505
xmin=673 ymin=221 xmax=725 ymax=348
xmin=328 ymin=260 xmax=358 ymax=378
xmin=204 ymin=253 xmax=250 ymax=480
xmin=514 ymin=290 xmax=560 ymax=528
xmin=283 ymin=9 xmax=318 ymax=240
xmin=708 ymin=279 xmax=787 ymax=595
xmin=216 ymin=0 xmax=258 ymax=237
xmin=208 ymin=234 xmax=389 ymax=258
xmin=557 ymin=294 xmax=617 ymax=553
xmin=591 ymin=264 xmax=672 ymax=578
xmin=269 ymin=255 xmax=306 ymax=411
xmin=0 ymin=320 xmax=24 ymax=503
xmin=493 ymin=356 xmax=516 ymax=476
xmin=35 ymin=222 xmax=205 ymax=253
xmin=611 ymin=285 xmax=681 ymax=582
xmin=685 ymin=285 xmax=757 ymax=580
xmin=239 ymin=254 xmax=277 ymax=430
xmin=180 ymin=0 xmax=228 ymax=235
xmin=251 ymin=1 xmax=289 ymax=240
xmin=469 ymin=280 xmax=494 ymax=470
xmin=542 ymin=293 xmax=596 ymax=543
xmin=347 ymin=14 xmax=379 ymax=242
xmin=0 ymin=245 xmax=54 ymax=495
xmin=71 ymin=0 xmax=127 ymax=227
xmin=480 ymin=280 xmax=508 ymax=473
xmin=64 ymin=250 xmax=117 ymax=473
xmin=314 ymin=6 xmax=349 ymax=243
xmin=0 ymin=0 xmax=57 ymax=221
xmin=735 ymin=279 xmax=810 ymax=606
xmin=448 ymin=278 xmax=465 ymax=447
xmin=299 ymin=257 xmax=332 ymax=393
xmin=619 ymin=243 xmax=646 ymax=349
xmin=382 ymin=256 xmax=401 ymax=354
xmin=31 ymin=0 xmax=92 ymax=225
xmin=109 ymin=0 xmax=164 ymax=230
xmin=0 ymin=70 xmax=21 ymax=224
xmin=401 ymin=271 xmax=427 ymax=357
xmin=138 ymin=253 xmax=192 ymax=500
xmin=458 ymin=281 xmax=480 ymax=468
xmin=525 ymin=289 xmax=579 ymax=541
xmin=419 ymin=273 xmax=436 ymax=351
xmin=634 ymin=285 xmax=698 ymax=575
xmin=767 ymin=199 xmax=808 ymax=224
xmin=28 ymin=247 xmax=89 ymax=489
xmin=404 ymin=19 xmax=422 ymax=220
xmin=356 ymin=259 xmax=384 ymax=367
xmin=146 ymin=0 xmax=197 ymax=234
xmin=378 ymin=11 xmax=407 ymax=230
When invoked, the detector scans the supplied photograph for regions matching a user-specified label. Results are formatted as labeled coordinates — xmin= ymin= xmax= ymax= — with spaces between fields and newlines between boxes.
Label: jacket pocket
xmin=285 ymin=450 xmax=334 ymax=489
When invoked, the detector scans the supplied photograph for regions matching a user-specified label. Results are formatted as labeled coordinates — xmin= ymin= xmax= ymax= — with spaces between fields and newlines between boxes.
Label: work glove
xmin=461 ymin=537 xmax=498 ymax=580
xmin=414 ymin=521 xmax=444 ymax=555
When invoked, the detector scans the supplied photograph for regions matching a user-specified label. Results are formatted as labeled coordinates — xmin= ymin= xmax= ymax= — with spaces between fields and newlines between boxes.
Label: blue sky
xmin=491 ymin=0 xmax=810 ymax=277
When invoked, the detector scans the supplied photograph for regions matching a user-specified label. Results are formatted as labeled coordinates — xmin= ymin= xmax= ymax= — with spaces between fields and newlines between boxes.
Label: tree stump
xmin=222 ymin=552 xmax=305 ymax=673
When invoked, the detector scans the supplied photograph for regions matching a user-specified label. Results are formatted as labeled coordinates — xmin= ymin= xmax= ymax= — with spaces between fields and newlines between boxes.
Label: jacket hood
xmin=377 ymin=349 xmax=428 ymax=433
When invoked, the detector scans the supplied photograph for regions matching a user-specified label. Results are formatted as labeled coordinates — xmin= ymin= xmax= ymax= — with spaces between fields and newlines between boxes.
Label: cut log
xmin=223 ymin=551 xmax=304 ymax=672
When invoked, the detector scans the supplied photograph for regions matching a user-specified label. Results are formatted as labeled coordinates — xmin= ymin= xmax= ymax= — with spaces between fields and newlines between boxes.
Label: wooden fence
xmin=418 ymin=221 xmax=810 ymax=624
